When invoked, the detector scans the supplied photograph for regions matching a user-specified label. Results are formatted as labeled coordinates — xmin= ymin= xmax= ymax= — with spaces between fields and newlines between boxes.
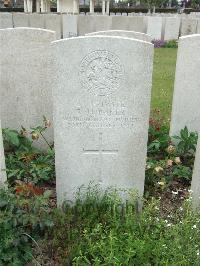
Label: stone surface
xmin=0 ymin=12 xmax=13 ymax=29
xmin=78 ymin=15 xmax=112 ymax=35
xmin=62 ymin=14 xmax=78 ymax=38
xmin=13 ymin=13 xmax=30 ymax=27
xmin=147 ymin=17 xmax=163 ymax=40
xmin=0 ymin=120 xmax=6 ymax=186
xmin=45 ymin=13 xmax=62 ymax=39
xmin=52 ymin=36 xmax=153 ymax=204
xmin=57 ymin=0 xmax=79 ymax=13
xmin=0 ymin=28 xmax=56 ymax=149
xmin=29 ymin=13 xmax=45 ymax=29
xmin=112 ymin=16 xmax=147 ymax=33
xmin=162 ymin=17 xmax=180 ymax=40
xmin=180 ymin=18 xmax=197 ymax=36
xmin=191 ymin=137 xmax=200 ymax=207
xmin=86 ymin=30 xmax=152 ymax=42
xmin=170 ymin=35 xmax=200 ymax=136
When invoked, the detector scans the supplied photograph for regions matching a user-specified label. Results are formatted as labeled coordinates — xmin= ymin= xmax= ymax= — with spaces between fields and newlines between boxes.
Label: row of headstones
xmin=0 ymin=27 xmax=200 ymax=206
xmin=1 ymin=12 xmax=200 ymax=40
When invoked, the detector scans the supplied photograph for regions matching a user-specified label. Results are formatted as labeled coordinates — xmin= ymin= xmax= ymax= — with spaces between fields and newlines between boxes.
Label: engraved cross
xmin=83 ymin=132 xmax=118 ymax=179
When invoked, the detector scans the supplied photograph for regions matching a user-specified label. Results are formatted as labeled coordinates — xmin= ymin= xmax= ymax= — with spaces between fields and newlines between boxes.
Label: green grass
xmin=151 ymin=48 xmax=177 ymax=122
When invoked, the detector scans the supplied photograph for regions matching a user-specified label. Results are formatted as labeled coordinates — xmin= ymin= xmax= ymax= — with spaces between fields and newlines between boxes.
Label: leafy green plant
xmin=5 ymin=149 xmax=55 ymax=186
xmin=173 ymin=127 xmax=198 ymax=157
xmin=2 ymin=128 xmax=33 ymax=153
xmin=3 ymin=117 xmax=55 ymax=187
xmin=172 ymin=164 xmax=192 ymax=182
xmin=0 ymin=188 xmax=53 ymax=265
xmin=164 ymin=40 xmax=178 ymax=48
xmin=148 ymin=110 xmax=170 ymax=157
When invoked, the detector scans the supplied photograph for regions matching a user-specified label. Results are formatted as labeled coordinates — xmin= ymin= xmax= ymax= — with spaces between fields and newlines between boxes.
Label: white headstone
xmin=0 ymin=121 xmax=6 ymax=186
xmin=86 ymin=30 xmax=152 ymax=42
xmin=29 ymin=13 xmax=45 ymax=29
xmin=147 ymin=17 xmax=163 ymax=40
xmin=45 ymin=13 xmax=62 ymax=39
xmin=170 ymin=35 xmax=200 ymax=136
xmin=180 ymin=18 xmax=197 ymax=36
xmin=0 ymin=12 xmax=13 ymax=29
xmin=52 ymin=36 xmax=153 ymax=204
xmin=62 ymin=14 xmax=78 ymax=38
xmin=162 ymin=17 xmax=180 ymax=40
xmin=112 ymin=16 xmax=147 ymax=33
xmin=13 ymin=13 xmax=30 ymax=27
xmin=196 ymin=19 xmax=200 ymax=34
xmin=78 ymin=15 xmax=112 ymax=35
xmin=0 ymin=28 xmax=56 ymax=149
xmin=191 ymin=137 xmax=200 ymax=207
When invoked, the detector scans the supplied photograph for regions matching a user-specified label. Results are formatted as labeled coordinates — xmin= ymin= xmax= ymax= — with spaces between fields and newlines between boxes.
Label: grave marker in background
xmin=86 ymin=30 xmax=152 ymax=42
xmin=0 ymin=121 xmax=6 ymax=186
xmin=170 ymin=35 xmax=200 ymax=136
xmin=0 ymin=28 xmax=56 ymax=149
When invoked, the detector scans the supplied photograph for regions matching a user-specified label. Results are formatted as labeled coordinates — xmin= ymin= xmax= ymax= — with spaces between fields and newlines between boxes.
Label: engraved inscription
xmin=62 ymin=98 xmax=140 ymax=129
xmin=79 ymin=50 xmax=124 ymax=97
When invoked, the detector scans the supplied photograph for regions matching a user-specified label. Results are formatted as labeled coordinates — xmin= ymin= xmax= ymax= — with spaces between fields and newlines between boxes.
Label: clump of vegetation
xmin=3 ymin=116 xmax=55 ymax=187
xmin=152 ymin=39 xmax=178 ymax=48
xmin=1 ymin=113 xmax=199 ymax=265
xmin=146 ymin=110 xmax=197 ymax=196
xmin=1 ymin=186 xmax=200 ymax=265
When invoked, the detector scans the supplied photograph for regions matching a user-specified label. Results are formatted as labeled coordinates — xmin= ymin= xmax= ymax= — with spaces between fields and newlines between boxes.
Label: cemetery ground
xmin=1 ymin=48 xmax=200 ymax=265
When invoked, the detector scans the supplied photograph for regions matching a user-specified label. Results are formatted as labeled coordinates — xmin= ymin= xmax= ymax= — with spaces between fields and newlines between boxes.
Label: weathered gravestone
xmin=13 ymin=13 xmax=29 ymax=27
xmin=0 ymin=121 xmax=6 ymax=186
xmin=29 ymin=13 xmax=45 ymax=29
xmin=112 ymin=16 xmax=147 ymax=33
xmin=162 ymin=17 xmax=180 ymax=41
xmin=170 ymin=35 xmax=200 ymax=136
xmin=62 ymin=14 xmax=78 ymax=38
xmin=180 ymin=18 xmax=197 ymax=36
xmin=86 ymin=30 xmax=152 ymax=42
xmin=0 ymin=28 xmax=56 ymax=149
xmin=0 ymin=12 xmax=13 ymax=29
xmin=147 ymin=17 xmax=163 ymax=40
xmin=45 ymin=13 xmax=62 ymax=39
xmin=191 ymin=137 xmax=200 ymax=207
xmin=52 ymin=36 xmax=153 ymax=204
xmin=78 ymin=15 xmax=112 ymax=36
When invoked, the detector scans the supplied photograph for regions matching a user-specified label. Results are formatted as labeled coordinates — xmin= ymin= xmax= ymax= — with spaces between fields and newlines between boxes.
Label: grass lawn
xmin=151 ymin=48 xmax=177 ymax=122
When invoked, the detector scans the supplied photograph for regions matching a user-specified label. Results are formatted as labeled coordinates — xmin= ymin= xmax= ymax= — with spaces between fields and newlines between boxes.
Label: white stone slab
xmin=52 ymin=36 xmax=153 ymax=204
xmin=147 ymin=17 xmax=163 ymax=40
xmin=162 ymin=17 xmax=180 ymax=40
xmin=45 ymin=13 xmax=62 ymax=39
xmin=0 ymin=12 xmax=13 ymax=29
xmin=13 ymin=13 xmax=30 ymax=27
xmin=78 ymin=15 xmax=112 ymax=35
xmin=180 ymin=18 xmax=197 ymax=36
xmin=86 ymin=30 xmax=152 ymax=42
xmin=62 ymin=14 xmax=78 ymax=38
xmin=112 ymin=16 xmax=147 ymax=33
xmin=191 ymin=137 xmax=200 ymax=207
xmin=0 ymin=28 xmax=56 ymax=149
xmin=0 ymin=121 xmax=6 ymax=186
xmin=29 ymin=13 xmax=45 ymax=29
xmin=196 ymin=19 xmax=200 ymax=34
xmin=170 ymin=35 xmax=200 ymax=136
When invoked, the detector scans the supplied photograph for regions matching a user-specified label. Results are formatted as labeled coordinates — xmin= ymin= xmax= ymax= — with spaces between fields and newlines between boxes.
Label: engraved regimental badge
xmin=79 ymin=50 xmax=124 ymax=97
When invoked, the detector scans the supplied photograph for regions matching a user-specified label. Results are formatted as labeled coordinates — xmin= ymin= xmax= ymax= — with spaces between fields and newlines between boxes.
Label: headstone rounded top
xmin=86 ymin=30 xmax=152 ymax=42
xmin=0 ymin=27 xmax=56 ymax=42
xmin=52 ymin=35 xmax=154 ymax=47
